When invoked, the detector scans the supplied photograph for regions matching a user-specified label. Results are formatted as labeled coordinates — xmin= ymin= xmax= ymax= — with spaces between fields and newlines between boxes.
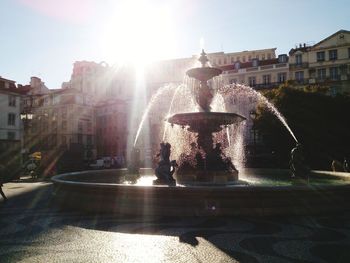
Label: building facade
xmin=289 ymin=30 xmax=350 ymax=94
xmin=0 ymin=77 xmax=22 ymax=170
xmin=95 ymin=99 xmax=128 ymax=160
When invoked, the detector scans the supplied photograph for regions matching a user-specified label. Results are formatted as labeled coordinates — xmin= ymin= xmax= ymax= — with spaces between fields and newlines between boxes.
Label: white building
xmin=0 ymin=76 xmax=23 ymax=165
xmin=0 ymin=77 xmax=22 ymax=141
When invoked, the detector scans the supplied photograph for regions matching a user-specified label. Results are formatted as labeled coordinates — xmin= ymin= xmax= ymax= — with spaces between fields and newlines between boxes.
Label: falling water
xmin=162 ymin=84 xmax=184 ymax=141
xmin=133 ymin=84 xmax=176 ymax=146
xmin=162 ymin=78 xmax=198 ymax=160
xmin=219 ymin=84 xmax=298 ymax=143
xmin=211 ymin=92 xmax=246 ymax=169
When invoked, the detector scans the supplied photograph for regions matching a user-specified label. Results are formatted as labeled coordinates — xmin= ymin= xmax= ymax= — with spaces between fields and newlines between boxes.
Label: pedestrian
xmin=0 ymin=164 xmax=8 ymax=202
xmin=344 ymin=158 xmax=349 ymax=172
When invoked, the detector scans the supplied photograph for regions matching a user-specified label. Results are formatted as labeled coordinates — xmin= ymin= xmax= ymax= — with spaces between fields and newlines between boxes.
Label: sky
xmin=1 ymin=0 xmax=350 ymax=88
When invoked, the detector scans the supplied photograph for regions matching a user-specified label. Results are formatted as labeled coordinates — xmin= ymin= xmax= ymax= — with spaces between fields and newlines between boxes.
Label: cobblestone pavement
xmin=1 ymin=181 xmax=350 ymax=262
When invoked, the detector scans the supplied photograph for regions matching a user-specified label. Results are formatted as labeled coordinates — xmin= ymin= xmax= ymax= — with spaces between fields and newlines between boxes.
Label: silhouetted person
xmin=0 ymin=164 xmax=8 ymax=202
xmin=343 ymin=158 xmax=349 ymax=172
xmin=331 ymin=159 xmax=343 ymax=172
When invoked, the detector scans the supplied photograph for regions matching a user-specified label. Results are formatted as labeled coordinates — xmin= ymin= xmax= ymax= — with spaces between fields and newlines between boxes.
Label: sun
xmin=101 ymin=1 xmax=177 ymax=68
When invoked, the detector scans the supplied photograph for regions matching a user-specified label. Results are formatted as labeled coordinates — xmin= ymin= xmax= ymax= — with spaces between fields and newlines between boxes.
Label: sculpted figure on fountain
xmin=154 ymin=142 xmax=177 ymax=185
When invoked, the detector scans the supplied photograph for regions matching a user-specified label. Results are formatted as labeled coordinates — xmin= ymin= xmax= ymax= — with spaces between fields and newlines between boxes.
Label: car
xmin=89 ymin=159 xmax=105 ymax=169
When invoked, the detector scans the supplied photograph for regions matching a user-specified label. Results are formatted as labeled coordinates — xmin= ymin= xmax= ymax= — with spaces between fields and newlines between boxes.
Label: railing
xmin=289 ymin=63 xmax=309 ymax=69
xmin=251 ymin=82 xmax=282 ymax=90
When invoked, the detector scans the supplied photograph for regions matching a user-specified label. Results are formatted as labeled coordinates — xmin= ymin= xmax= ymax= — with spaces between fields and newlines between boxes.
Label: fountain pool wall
xmin=52 ymin=169 xmax=350 ymax=216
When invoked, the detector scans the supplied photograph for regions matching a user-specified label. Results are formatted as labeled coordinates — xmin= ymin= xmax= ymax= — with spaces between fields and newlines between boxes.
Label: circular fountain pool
xmin=52 ymin=168 xmax=350 ymax=216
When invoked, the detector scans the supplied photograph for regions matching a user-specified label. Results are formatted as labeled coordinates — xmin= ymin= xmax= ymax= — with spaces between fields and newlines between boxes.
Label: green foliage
xmin=256 ymin=86 xmax=350 ymax=170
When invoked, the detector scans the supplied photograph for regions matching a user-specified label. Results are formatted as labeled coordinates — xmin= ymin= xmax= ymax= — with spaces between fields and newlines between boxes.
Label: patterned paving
xmin=1 ymin=182 xmax=350 ymax=262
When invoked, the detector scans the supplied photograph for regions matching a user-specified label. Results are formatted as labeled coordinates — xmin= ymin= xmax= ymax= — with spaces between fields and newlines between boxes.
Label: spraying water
xmin=133 ymin=85 xmax=176 ymax=146
xmin=162 ymin=84 xmax=184 ymax=141
xmin=219 ymin=84 xmax=299 ymax=143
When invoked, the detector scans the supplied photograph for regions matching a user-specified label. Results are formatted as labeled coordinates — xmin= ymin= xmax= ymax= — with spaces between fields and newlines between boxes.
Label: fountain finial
xmin=198 ymin=49 xmax=209 ymax=67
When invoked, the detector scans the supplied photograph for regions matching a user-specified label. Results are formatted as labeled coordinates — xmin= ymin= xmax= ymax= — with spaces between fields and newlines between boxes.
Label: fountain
xmin=166 ymin=50 xmax=245 ymax=184
xmin=51 ymin=50 xmax=350 ymax=216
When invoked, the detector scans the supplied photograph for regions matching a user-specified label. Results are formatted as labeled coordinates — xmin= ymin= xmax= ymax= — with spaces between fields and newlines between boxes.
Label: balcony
xmin=251 ymin=82 xmax=282 ymax=90
xmin=289 ymin=62 xmax=309 ymax=69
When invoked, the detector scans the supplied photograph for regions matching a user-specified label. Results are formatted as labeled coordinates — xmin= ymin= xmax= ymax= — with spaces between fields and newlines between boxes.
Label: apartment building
xmin=95 ymin=98 xmax=128 ymax=159
xmin=289 ymin=30 xmax=350 ymax=94
xmin=0 ymin=77 xmax=22 ymax=164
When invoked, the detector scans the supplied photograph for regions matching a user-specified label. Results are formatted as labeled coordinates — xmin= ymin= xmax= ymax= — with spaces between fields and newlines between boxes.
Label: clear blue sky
xmin=1 ymin=0 xmax=349 ymax=88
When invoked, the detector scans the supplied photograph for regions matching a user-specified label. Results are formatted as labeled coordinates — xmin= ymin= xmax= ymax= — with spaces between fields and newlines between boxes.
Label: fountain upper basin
xmin=186 ymin=67 xmax=223 ymax=82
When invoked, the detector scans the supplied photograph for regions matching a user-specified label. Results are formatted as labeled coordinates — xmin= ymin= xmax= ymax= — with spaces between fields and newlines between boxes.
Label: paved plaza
xmin=1 ymin=180 xmax=350 ymax=262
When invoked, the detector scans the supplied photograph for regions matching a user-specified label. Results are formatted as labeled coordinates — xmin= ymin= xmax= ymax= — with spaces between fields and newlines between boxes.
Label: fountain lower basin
xmin=52 ymin=169 xmax=350 ymax=216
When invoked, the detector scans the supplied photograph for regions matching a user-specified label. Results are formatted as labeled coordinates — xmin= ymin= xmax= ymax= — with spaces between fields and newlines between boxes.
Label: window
xmin=223 ymin=58 xmax=227 ymax=64
xmin=53 ymin=95 xmax=60 ymax=105
xmin=329 ymin=49 xmax=337 ymax=60
xmin=231 ymin=57 xmax=235 ymax=63
xmin=248 ymin=55 xmax=252 ymax=61
xmin=277 ymin=73 xmax=287 ymax=83
xmin=262 ymin=75 xmax=271 ymax=85
xmin=87 ymin=122 xmax=92 ymax=132
xmin=78 ymin=122 xmax=83 ymax=132
xmin=252 ymin=59 xmax=258 ymax=67
xmin=7 ymin=132 xmax=15 ymax=140
xmin=242 ymin=56 xmax=246 ymax=62
xmin=295 ymin=54 xmax=302 ymax=65
xmin=234 ymin=62 xmax=240 ymax=70
xmin=87 ymin=135 xmax=92 ymax=145
xmin=316 ymin=51 xmax=325 ymax=62
xmin=78 ymin=134 xmax=83 ymax=144
xmin=43 ymin=121 xmax=49 ymax=131
xmin=218 ymin=59 xmax=221 ymax=65
xmin=62 ymin=121 xmax=67 ymax=130
xmin=44 ymin=96 xmax=50 ymax=106
xmin=295 ymin=71 xmax=304 ymax=82
xmin=278 ymin=55 xmax=287 ymax=63
xmin=248 ymin=77 xmax=256 ymax=87
xmin=31 ymin=123 xmax=37 ymax=133
xmin=52 ymin=121 xmax=57 ymax=131
xmin=61 ymin=135 xmax=67 ymax=145
xmin=61 ymin=108 xmax=67 ymax=119
xmin=317 ymin=68 xmax=326 ymax=80
xmin=8 ymin=95 xmax=16 ymax=107
xmin=8 ymin=113 xmax=16 ymax=126
xmin=261 ymin=54 xmax=265 ymax=60
xmin=267 ymin=53 xmax=271 ymax=60
xmin=330 ymin=67 xmax=339 ymax=80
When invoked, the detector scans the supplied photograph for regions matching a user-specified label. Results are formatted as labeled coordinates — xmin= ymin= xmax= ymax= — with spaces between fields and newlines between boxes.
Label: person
xmin=331 ymin=159 xmax=343 ymax=172
xmin=343 ymin=158 xmax=349 ymax=172
xmin=0 ymin=164 xmax=8 ymax=202
xmin=27 ymin=160 xmax=37 ymax=179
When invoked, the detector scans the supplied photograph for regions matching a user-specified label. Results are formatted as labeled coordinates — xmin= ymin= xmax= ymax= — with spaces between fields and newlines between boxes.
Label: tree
xmin=256 ymin=86 xmax=350 ymax=170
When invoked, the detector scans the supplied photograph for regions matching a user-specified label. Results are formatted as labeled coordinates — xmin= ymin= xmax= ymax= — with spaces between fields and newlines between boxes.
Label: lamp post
xmin=249 ymin=110 xmax=257 ymax=156
xmin=20 ymin=112 xmax=33 ymax=165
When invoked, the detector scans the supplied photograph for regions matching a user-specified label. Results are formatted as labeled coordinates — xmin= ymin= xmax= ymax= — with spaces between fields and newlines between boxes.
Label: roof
xmin=312 ymin=29 xmax=350 ymax=48
xmin=219 ymin=58 xmax=280 ymax=71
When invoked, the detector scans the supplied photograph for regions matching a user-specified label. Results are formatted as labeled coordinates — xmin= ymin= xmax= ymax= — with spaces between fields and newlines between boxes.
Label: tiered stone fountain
xmin=167 ymin=50 xmax=245 ymax=184
xmin=51 ymin=50 xmax=350 ymax=216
